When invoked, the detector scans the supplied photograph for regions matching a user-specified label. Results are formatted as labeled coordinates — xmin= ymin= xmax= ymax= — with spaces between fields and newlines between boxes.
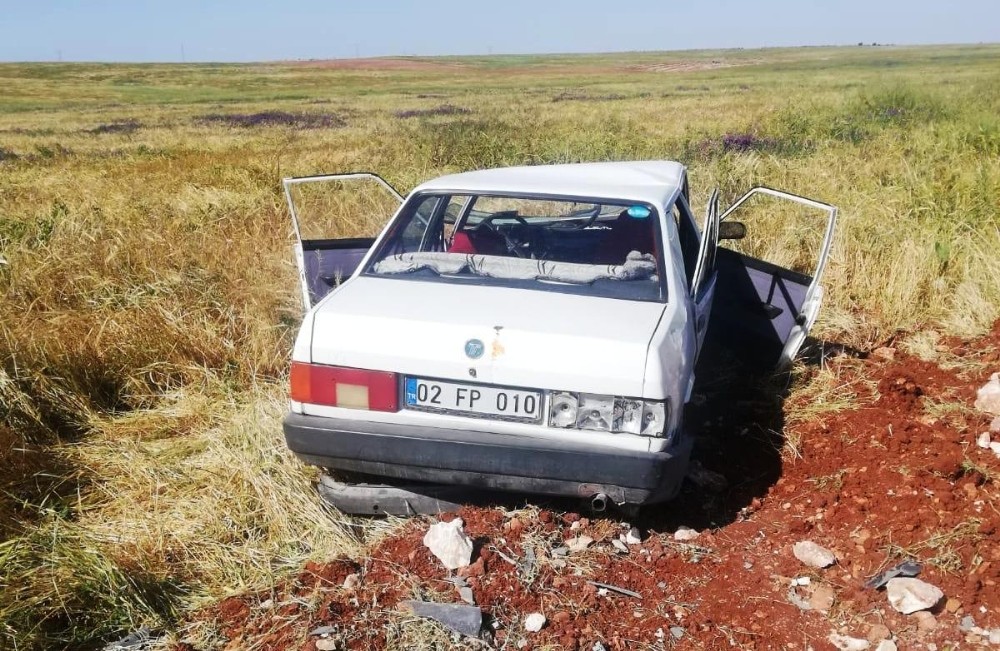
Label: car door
xmin=687 ymin=189 xmax=720 ymax=356
xmin=709 ymin=187 xmax=837 ymax=368
xmin=284 ymin=173 xmax=403 ymax=310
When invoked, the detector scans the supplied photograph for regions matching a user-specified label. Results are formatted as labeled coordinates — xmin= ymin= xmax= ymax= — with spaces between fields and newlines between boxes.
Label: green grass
xmin=1 ymin=44 xmax=999 ymax=649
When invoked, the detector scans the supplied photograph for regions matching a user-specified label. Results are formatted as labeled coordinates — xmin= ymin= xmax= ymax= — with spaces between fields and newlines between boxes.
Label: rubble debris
xmin=624 ymin=526 xmax=642 ymax=545
xmin=587 ymin=580 xmax=641 ymax=599
xmin=991 ymin=415 xmax=1000 ymax=433
xmin=670 ymin=626 xmax=685 ymax=639
xmin=911 ymin=610 xmax=937 ymax=632
xmin=828 ymin=632 xmax=871 ymax=650
xmin=809 ymin=583 xmax=836 ymax=611
xmin=309 ymin=626 xmax=336 ymax=637
xmin=101 ymin=628 xmax=159 ymax=651
xmin=422 ymin=518 xmax=473 ymax=570
xmin=975 ymin=372 xmax=1000 ymax=415
xmin=686 ymin=460 xmax=728 ymax=492
xmin=874 ymin=641 xmax=897 ymax=651
xmin=991 ymin=441 xmax=1000 ymax=457
xmin=342 ymin=573 xmax=359 ymax=589
xmin=885 ymin=577 xmax=943 ymax=614
xmin=611 ymin=539 xmax=629 ymax=554
xmin=960 ymin=615 xmax=976 ymax=631
xmin=673 ymin=526 xmax=700 ymax=541
xmin=402 ymin=600 xmax=483 ymax=637
xmin=864 ymin=560 xmax=922 ymax=589
xmin=524 ymin=613 xmax=546 ymax=632
xmin=566 ymin=535 xmax=593 ymax=553
xmin=945 ymin=597 xmax=962 ymax=613
xmin=315 ymin=639 xmax=338 ymax=651
xmin=793 ymin=541 xmax=837 ymax=568
xmin=866 ymin=624 xmax=891 ymax=642
xmin=978 ymin=432 xmax=993 ymax=449
xmin=458 ymin=586 xmax=475 ymax=605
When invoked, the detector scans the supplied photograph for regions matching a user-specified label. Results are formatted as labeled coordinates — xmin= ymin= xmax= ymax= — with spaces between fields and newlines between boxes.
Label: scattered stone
xmin=670 ymin=626 xmax=685 ymax=640
xmin=566 ymin=535 xmax=594 ymax=553
xmin=960 ymin=615 xmax=976 ymax=631
xmin=258 ymin=598 xmax=274 ymax=610
xmin=793 ymin=541 xmax=837 ymax=568
xmin=793 ymin=576 xmax=812 ymax=586
xmin=809 ymin=583 xmax=836 ymax=611
xmin=611 ymin=539 xmax=629 ymax=554
xmin=990 ymin=441 xmax=1000 ymax=458
xmin=874 ymin=641 xmax=897 ymax=651
xmin=788 ymin=586 xmax=812 ymax=611
xmin=342 ymin=573 xmax=359 ymax=590
xmin=873 ymin=347 xmax=896 ymax=361
xmin=828 ymin=633 xmax=871 ymax=650
xmin=402 ymin=600 xmax=483 ymax=637
xmin=593 ymin=643 xmax=608 ymax=651
xmin=885 ymin=577 xmax=943 ymax=614
xmin=309 ymin=625 xmax=336 ymax=637
xmin=625 ymin=527 xmax=643 ymax=545
xmin=912 ymin=610 xmax=937 ymax=632
xmin=945 ymin=597 xmax=962 ymax=613
xmin=524 ymin=613 xmax=546 ymax=633
xmin=551 ymin=546 xmax=569 ymax=557
xmin=978 ymin=432 xmax=992 ymax=449
xmin=315 ymin=640 xmax=338 ymax=651
xmin=866 ymin=624 xmax=891 ymax=642
xmin=422 ymin=518 xmax=474 ymax=570
xmin=686 ymin=461 xmax=728 ymax=492
xmin=991 ymin=415 xmax=1000 ymax=433
xmin=990 ymin=629 xmax=1000 ymax=644
xmin=673 ymin=526 xmax=700 ymax=541
xmin=458 ymin=586 xmax=475 ymax=605
xmin=975 ymin=373 xmax=1000 ymax=415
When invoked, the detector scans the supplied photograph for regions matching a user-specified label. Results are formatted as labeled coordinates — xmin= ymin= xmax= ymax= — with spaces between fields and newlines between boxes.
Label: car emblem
xmin=464 ymin=339 xmax=485 ymax=359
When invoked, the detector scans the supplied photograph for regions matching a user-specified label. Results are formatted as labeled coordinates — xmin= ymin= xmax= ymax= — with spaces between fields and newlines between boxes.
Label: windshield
xmin=365 ymin=193 xmax=666 ymax=302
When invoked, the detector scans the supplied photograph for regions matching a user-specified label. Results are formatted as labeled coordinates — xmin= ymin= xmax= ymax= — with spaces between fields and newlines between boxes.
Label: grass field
xmin=1 ymin=44 xmax=999 ymax=649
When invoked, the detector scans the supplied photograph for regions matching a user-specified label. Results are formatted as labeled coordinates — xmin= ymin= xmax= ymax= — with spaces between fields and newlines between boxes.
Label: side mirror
xmin=719 ymin=220 xmax=746 ymax=240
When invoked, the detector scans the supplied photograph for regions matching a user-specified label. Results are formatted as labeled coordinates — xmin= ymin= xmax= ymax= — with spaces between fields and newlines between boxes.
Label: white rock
xmin=422 ymin=518 xmax=473 ymax=570
xmin=674 ymin=526 xmax=700 ymax=541
xmin=885 ymin=577 xmax=944 ymax=614
xmin=315 ymin=640 xmax=338 ymax=651
xmin=989 ymin=629 xmax=1000 ymax=644
xmin=990 ymin=441 xmax=1000 ymax=458
xmin=793 ymin=541 xmax=837 ymax=568
xmin=978 ymin=432 xmax=993 ymax=449
xmin=793 ymin=576 xmax=811 ymax=586
xmin=342 ymin=573 xmax=359 ymax=589
xmin=624 ymin=527 xmax=642 ymax=545
xmin=975 ymin=373 xmax=1000 ymax=416
xmin=566 ymin=535 xmax=594 ymax=553
xmin=874 ymin=641 xmax=897 ymax=651
xmin=828 ymin=633 xmax=870 ymax=650
xmin=524 ymin=612 xmax=546 ymax=632
xmin=611 ymin=539 xmax=629 ymax=554
xmin=991 ymin=415 xmax=1000 ymax=433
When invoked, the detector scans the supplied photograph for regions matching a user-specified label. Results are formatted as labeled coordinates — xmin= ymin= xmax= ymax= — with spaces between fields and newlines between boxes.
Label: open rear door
xmin=284 ymin=173 xmax=403 ymax=310
xmin=709 ymin=187 xmax=837 ymax=369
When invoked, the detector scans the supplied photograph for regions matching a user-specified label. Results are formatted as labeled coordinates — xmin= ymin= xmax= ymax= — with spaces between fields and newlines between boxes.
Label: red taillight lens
xmin=290 ymin=362 xmax=398 ymax=412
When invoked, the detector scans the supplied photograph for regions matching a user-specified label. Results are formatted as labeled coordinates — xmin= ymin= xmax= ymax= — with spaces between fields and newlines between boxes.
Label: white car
xmin=282 ymin=162 xmax=836 ymax=514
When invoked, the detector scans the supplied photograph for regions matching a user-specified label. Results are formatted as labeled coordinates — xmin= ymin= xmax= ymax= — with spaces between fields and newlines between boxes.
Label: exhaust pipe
xmin=590 ymin=493 xmax=608 ymax=513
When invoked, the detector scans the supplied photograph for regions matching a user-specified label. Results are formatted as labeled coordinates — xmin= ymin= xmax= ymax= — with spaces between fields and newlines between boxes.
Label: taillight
xmin=290 ymin=362 xmax=398 ymax=412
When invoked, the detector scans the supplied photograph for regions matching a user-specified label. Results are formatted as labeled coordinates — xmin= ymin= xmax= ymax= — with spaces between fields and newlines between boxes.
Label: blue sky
xmin=1 ymin=0 xmax=997 ymax=62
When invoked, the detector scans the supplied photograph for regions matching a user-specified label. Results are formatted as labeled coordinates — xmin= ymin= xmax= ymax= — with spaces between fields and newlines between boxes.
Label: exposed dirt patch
xmin=184 ymin=325 xmax=1000 ymax=650
xmin=629 ymin=60 xmax=761 ymax=73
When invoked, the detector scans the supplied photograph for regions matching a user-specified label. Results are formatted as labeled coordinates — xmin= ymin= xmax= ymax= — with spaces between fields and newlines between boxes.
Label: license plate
xmin=404 ymin=377 xmax=542 ymax=421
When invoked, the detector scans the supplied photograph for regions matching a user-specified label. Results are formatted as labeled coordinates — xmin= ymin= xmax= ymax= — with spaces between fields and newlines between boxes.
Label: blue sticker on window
xmin=627 ymin=205 xmax=651 ymax=219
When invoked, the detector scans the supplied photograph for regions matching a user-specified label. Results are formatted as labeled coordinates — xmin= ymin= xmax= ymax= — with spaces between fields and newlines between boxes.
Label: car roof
xmin=412 ymin=161 xmax=686 ymax=206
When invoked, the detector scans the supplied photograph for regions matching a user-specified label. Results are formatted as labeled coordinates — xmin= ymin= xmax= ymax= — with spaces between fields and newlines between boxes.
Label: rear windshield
xmin=364 ymin=193 xmax=666 ymax=302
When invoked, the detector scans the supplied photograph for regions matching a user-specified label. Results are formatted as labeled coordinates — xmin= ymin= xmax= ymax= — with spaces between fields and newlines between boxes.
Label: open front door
xmin=689 ymin=189 xmax=720 ymax=356
xmin=709 ymin=187 xmax=837 ymax=368
xmin=284 ymin=173 xmax=403 ymax=310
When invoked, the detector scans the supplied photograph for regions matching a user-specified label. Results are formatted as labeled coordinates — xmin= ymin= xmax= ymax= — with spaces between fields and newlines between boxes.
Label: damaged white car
xmin=281 ymin=162 xmax=837 ymax=514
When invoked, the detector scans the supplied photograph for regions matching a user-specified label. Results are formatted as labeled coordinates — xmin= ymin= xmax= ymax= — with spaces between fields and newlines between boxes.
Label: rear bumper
xmin=283 ymin=412 xmax=692 ymax=505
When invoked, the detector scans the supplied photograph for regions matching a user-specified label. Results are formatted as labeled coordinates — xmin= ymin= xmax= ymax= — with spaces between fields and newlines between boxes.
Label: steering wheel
xmin=477 ymin=211 xmax=531 ymax=258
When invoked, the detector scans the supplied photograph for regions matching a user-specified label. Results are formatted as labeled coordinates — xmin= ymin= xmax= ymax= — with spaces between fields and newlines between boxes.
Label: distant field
xmin=1 ymin=45 xmax=999 ymax=649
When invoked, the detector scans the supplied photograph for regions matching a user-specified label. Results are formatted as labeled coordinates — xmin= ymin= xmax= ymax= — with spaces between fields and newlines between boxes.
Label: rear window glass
xmin=365 ymin=193 xmax=666 ymax=302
